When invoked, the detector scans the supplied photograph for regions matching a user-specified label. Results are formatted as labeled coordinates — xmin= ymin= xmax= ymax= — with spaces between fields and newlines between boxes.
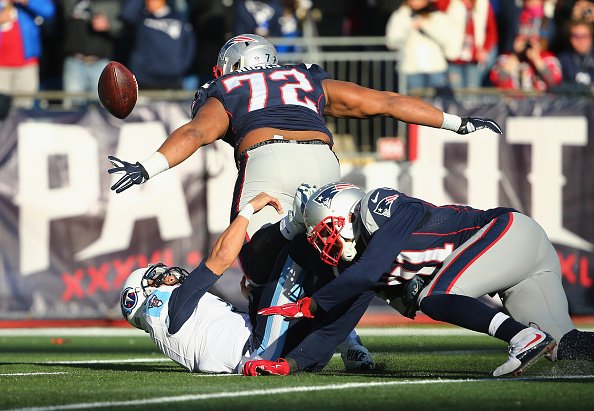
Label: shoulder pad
xmin=191 ymin=80 xmax=215 ymax=119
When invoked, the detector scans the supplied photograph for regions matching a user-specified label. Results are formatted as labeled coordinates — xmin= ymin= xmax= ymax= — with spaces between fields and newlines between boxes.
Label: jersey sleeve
xmin=190 ymin=80 xmax=218 ymax=118
xmin=167 ymin=260 xmax=220 ymax=334
xmin=303 ymin=63 xmax=333 ymax=82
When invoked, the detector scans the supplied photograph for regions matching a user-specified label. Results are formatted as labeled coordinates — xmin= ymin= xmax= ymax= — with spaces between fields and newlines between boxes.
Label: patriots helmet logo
xmin=220 ymin=35 xmax=258 ymax=55
xmin=120 ymin=287 xmax=137 ymax=317
xmin=314 ymin=183 xmax=359 ymax=209
xmin=373 ymin=194 xmax=399 ymax=218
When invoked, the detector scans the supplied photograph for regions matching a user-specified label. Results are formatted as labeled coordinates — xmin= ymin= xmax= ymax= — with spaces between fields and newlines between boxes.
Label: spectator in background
xmin=490 ymin=0 xmax=521 ymax=54
xmin=235 ymin=0 xmax=284 ymax=37
xmin=0 ymin=0 xmax=56 ymax=108
xmin=385 ymin=0 xmax=457 ymax=94
xmin=489 ymin=31 xmax=562 ymax=91
xmin=185 ymin=0 xmax=231 ymax=90
xmin=571 ymin=0 xmax=594 ymax=24
xmin=518 ymin=0 xmax=556 ymax=44
xmin=557 ymin=19 xmax=594 ymax=92
xmin=120 ymin=0 xmax=195 ymax=90
xmin=61 ymin=0 xmax=123 ymax=108
xmin=441 ymin=0 xmax=498 ymax=88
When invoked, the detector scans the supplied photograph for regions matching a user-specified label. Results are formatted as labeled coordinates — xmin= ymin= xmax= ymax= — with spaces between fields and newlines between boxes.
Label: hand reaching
xmin=107 ymin=155 xmax=149 ymax=193
xmin=258 ymin=297 xmax=314 ymax=319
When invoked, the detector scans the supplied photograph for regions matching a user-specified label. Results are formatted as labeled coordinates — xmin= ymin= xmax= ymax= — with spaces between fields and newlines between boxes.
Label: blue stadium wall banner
xmin=0 ymin=96 xmax=592 ymax=321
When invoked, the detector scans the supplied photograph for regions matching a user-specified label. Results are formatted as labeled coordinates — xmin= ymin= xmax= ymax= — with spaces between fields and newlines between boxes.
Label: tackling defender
xmin=251 ymin=183 xmax=594 ymax=377
xmin=108 ymin=34 xmax=502 ymax=370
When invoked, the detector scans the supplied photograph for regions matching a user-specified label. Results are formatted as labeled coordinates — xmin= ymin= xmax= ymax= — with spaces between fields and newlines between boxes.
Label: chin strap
xmin=341 ymin=240 xmax=357 ymax=262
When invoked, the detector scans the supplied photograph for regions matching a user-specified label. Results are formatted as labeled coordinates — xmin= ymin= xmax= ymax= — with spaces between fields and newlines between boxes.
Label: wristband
xmin=140 ymin=152 xmax=169 ymax=179
xmin=441 ymin=112 xmax=463 ymax=132
xmin=238 ymin=203 xmax=254 ymax=221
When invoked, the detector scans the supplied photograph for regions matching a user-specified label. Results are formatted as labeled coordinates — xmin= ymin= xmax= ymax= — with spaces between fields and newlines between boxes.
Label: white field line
xmin=1 ymin=326 xmax=593 ymax=337
xmin=5 ymin=376 xmax=594 ymax=411
xmin=0 ymin=327 xmax=501 ymax=337
xmin=0 ymin=372 xmax=68 ymax=377
xmin=40 ymin=358 xmax=169 ymax=365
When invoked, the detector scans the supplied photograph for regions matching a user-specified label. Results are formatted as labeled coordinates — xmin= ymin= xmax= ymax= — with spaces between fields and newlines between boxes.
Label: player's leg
xmin=499 ymin=214 xmax=593 ymax=362
xmin=418 ymin=212 xmax=557 ymax=376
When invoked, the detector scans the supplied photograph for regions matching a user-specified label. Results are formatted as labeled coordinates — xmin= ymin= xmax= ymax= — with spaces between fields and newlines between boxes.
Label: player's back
xmin=144 ymin=287 xmax=251 ymax=373
xmin=192 ymin=63 xmax=333 ymax=152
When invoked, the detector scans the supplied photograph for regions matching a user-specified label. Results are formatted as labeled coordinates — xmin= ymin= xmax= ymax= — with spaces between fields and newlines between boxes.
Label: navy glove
xmin=107 ymin=155 xmax=149 ymax=193
xmin=457 ymin=117 xmax=503 ymax=135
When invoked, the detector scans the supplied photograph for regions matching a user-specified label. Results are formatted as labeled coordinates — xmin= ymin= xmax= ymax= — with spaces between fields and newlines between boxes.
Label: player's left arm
xmin=322 ymin=79 xmax=502 ymax=135
xmin=258 ymin=202 xmax=426 ymax=319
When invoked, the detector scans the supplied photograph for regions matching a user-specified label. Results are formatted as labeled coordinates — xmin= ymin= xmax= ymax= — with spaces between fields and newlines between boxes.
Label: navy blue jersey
xmin=191 ymin=64 xmax=333 ymax=151
xmin=314 ymin=188 xmax=516 ymax=311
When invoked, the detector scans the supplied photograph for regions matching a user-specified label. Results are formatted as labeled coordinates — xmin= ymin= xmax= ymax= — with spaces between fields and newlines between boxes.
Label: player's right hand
xmin=258 ymin=297 xmax=314 ymax=319
xmin=107 ymin=155 xmax=149 ymax=193
xmin=242 ymin=358 xmax=291 ymax=376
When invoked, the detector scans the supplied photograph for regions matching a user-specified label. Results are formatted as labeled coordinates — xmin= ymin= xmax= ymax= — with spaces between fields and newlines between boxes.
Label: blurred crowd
xmin=0 ymin=0 xmax=592 ymax=110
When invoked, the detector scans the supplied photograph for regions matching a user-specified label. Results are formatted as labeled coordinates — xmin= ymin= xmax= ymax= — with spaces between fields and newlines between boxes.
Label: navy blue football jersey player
xmin=253 ymin=183 xmax=594 ymax=377
xmin=107 ymin=34 xmax=503 ymax=373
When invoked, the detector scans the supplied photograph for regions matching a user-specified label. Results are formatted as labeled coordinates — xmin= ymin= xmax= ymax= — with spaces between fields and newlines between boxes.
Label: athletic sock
xmin=420 ymin=294 xmax=525 ymax=342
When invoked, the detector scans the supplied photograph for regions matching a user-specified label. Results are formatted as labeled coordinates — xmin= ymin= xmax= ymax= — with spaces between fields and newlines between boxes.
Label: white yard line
xmin=6 ymin=376 xmax=594 ymax=411
xmin=0 ymin=372 xmax=68 ymax=377
xmin=41 ymin=358 xmax=169 ymax=365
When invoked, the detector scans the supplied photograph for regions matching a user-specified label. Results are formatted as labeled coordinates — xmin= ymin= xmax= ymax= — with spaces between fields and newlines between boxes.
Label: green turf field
xmin=1 ymin=326 xmax=593 ymax=411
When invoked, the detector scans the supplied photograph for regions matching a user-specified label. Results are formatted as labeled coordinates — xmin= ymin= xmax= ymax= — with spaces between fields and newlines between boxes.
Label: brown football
xmin=97 ymin=61 xmax=138 ymax=119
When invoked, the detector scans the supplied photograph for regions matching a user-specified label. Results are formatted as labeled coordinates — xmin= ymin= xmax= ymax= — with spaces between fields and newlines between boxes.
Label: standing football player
xmin=252 ymin=182 xmax=594 ymax=377
xmin=107 ymin=34 xmax=503 ymax=370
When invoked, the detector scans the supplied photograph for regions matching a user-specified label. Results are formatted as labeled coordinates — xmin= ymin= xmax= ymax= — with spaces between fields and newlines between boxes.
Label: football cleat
xmin=492 ymin=328 xmax=556 ymax=377
xmin=340 ymin=343 xmax=375 ymax=372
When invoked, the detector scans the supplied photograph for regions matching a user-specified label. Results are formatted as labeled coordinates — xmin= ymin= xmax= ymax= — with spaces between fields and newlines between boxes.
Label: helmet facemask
xmin=141 ymin=263 xmax=188 ymax=295
xmin=308 ymin=213 xmax=358 ymax=266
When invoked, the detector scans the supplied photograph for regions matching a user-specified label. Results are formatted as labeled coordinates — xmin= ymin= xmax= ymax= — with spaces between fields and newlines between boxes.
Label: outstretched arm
xmin=322 ymin=79 xmax=502 ymax=135
xmin=108 ymin=97 xmax=229 ymax=193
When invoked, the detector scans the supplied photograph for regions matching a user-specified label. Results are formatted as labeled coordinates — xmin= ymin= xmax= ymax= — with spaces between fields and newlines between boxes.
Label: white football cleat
xmin=340 ymin=343 xmax=375 ymax=372
xmin=493 ymin=328 xmax=556 ymax=377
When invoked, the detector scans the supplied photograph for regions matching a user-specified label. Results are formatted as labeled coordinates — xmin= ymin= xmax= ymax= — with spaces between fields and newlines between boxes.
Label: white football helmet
xmin=120 ymin=264 xmax=189 ymax=330
xmin=213 ymin=34 xmax=278 ymax=78
xmin=303 ymin=182 xmax=366 ymax=266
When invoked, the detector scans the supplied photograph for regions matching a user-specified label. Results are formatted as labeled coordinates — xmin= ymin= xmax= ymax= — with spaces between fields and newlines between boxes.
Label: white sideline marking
xmin=0 ymin=372 xmax=67 ymax=377
xmin=7 ymin=376 xmax=594 ymax=411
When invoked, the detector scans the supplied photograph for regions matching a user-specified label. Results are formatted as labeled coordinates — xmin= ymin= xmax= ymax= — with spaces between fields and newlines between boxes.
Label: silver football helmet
xmin=120 ymin=264 xmax=188 ymax=331
xmin=303 ymin=182 xmax=366 ymax=266
xmin=213 ymin=34 xmax=278 ymax=78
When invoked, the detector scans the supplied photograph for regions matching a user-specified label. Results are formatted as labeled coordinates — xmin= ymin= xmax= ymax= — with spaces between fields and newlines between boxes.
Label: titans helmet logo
xmin=120 ymin=287 xmax=137 ymax=316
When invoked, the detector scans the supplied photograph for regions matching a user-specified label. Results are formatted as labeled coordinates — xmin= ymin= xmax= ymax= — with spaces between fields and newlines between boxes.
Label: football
xmin=97 ymin=61 xmax=138 ymax=119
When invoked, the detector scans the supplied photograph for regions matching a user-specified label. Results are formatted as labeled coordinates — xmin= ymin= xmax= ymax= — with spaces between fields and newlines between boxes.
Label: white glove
xmin=280 ymin=183 xmax=317 ymax=240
